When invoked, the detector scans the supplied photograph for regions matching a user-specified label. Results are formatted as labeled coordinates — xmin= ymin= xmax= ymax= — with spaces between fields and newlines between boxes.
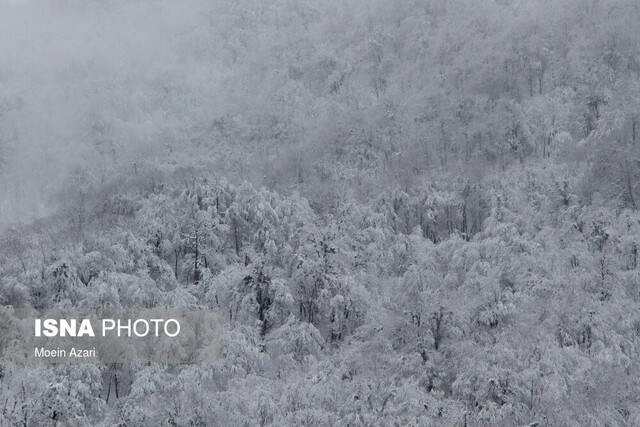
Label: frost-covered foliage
xmin=2 ymin=0 xmax=640 ymax=223
xmin=1 ymin=0 xmax=640 ymax=425
xmin=1 ymin=166 xmax=640 ymax=425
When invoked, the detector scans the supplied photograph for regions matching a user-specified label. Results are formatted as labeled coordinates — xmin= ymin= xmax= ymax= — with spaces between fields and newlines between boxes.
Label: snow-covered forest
xmin=1 ymin=0 xmax=640 ymax=425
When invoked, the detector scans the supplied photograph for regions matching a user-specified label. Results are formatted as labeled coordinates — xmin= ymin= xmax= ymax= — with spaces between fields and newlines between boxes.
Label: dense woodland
xmin=1 ymin=0 xmax=640 ymax=425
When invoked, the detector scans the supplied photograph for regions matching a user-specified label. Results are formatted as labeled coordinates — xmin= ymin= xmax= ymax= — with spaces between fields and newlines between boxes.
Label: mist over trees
xmin=1 ymin=0 xmax=640 ymax=425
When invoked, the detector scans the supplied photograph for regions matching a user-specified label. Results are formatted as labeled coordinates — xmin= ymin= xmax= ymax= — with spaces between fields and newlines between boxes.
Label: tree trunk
xmin=233 ymin=220 xmax=240 ymax=255
xmin=538 ymin=68 xmax=544 ymax=94
xmin=174 ymin=247 xmax=181 ymax=279
xmin=194 ymin=232 xmax=200 ymax=283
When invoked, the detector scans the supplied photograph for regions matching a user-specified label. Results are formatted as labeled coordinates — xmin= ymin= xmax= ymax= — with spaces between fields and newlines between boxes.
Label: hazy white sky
xmin=0 ymin=0 xmax=217 ymax=227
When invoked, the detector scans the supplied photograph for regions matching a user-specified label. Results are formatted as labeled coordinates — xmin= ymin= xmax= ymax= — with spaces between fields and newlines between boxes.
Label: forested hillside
xmin=1 ymin=0 xmax=640 ymax=425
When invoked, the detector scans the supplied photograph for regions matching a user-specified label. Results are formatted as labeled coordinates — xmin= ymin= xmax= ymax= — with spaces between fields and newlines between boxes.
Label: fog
xmin=0 ymin=0 xmax=225 ymax=227
xmin=2 ymin=0 xmax=640 ymax=425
